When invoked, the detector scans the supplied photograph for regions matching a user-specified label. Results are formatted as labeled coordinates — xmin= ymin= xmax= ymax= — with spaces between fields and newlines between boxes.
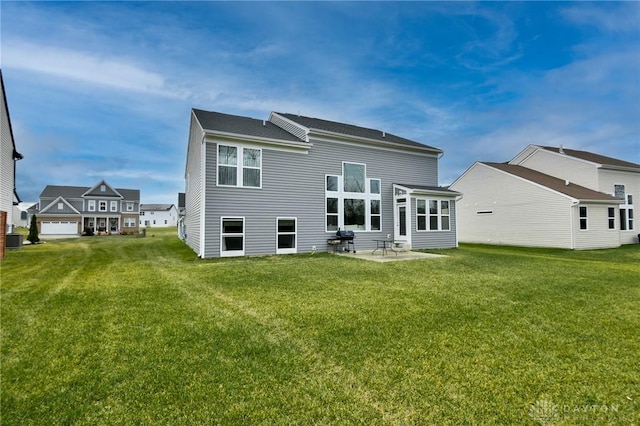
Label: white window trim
xmin=276 ymin=217 xmax=297 ymax=255
xmin=88 ymin=200 xmax=96 ymax=212
xmin=99 ymin=201 xmax=107 ymax=212
xmin=325 ymin=166 xmax=381 ymax=233
xmin=217 ymin=144 xmax=262 ymax=189
xmin=416 ymin=198 xmax=451 ymax=232
xmin=220 ymin=217 xmax=245 ymax=257
xmin=110 ymin=201 xmax=118 ymax=212
xmin=126 ymin=202 xmax=134 ymax=212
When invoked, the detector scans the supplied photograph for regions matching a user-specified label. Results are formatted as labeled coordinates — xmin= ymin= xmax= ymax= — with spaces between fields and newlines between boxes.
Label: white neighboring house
xmin=450 ymin=145 xmax=640 ymax=249
xmin=13 ymin=202 xmax=36 ymax=228
xmin=1 ymin=70 xmax=23 ymax=258
xmin=140 ymin=204 xmax=179 ymax=227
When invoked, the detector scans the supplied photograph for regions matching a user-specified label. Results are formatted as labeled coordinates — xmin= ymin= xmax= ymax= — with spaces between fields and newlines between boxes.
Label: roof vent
xmin=559 ymin=145 xmax=565 ymax=154
xmin=262 ymin=120 xmax=266 ymax=126
xmin=382 ymin=131 xmax=386 ymax=138
xmin=565 ymin=179 xmax=570 ymax=186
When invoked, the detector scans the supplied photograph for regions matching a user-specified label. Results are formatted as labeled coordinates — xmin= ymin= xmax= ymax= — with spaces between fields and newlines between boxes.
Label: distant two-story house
xmin=37 ymin=180 xmax=140 ymax=236
xmin=450 ymin=145 xmax=640 ymax=249
xmin=183 ymin=109 xmax=459 ymax=258
xmin=140 ymin=204 xmax=179 ymax=227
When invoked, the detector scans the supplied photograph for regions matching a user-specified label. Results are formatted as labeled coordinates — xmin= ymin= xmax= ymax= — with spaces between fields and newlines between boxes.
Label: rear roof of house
xmin=193 ymin=109 xmax=304 ymax=142
xmin=540 ymin=146 xmax=640 ymax=170
xmin=483 ymin=162 xmax=620 ymax=202
xmin=277 ymin=112 xmax=442 ymax=153
xmin=193 ymin=108 xmax=441 ymax=153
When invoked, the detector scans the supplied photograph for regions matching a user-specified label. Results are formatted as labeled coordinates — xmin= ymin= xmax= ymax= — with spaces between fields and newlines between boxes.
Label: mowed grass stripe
xmin=1 ymin=229 xmax=638 ymax=424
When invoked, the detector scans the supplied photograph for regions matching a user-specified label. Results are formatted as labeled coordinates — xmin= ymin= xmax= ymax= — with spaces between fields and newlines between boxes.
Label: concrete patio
xmin=334 ymin=249 xmax=447 ymax=263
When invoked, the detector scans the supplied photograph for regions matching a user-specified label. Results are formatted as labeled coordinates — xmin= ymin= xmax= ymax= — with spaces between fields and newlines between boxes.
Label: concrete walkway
xmin=335 ymin=249 xmax=447 ymax=263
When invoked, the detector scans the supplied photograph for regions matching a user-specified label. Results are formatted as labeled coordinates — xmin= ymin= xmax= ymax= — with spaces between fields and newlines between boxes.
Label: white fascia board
xmin=204 ymin=130 xmax=311 ymax=154
xmin=449 ymin=161 xmax=482 ymax=188
xmin=509 ymin=144 xmax=541 ymax=165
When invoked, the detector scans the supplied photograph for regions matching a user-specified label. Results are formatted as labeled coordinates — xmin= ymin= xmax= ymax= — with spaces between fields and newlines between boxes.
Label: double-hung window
xmin=99 ymin=201 xmax=107 ymax=212
xmin=325 ymin=163 xmax=381 ymax=232
xmin=608 ymin=207 xmax=616 ymax=230
xmin=221 ymin=217 xmax=244 ymax=256
xmin=88 ymin=200 xmax=95 ymax=211
xmin=417 ymin=199 xmax=450 ymax=231
xmin=217 ymin=145 xmax=261 ymax=188
xmin=110 ymin=201 xmax=118 ymax=212
xmin=579 ymin=206 xmax=588 ymax=230
xmin=276 ymin=218 xmax=297 ymax=254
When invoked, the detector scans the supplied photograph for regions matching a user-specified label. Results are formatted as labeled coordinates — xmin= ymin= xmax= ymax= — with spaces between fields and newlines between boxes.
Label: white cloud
xmin=3 ymin=40 xmax=186 ymax=98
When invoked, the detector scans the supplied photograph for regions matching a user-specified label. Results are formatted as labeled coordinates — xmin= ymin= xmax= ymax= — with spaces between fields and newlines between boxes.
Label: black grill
xmin=334 ymin=229 xmax=356 ymax=253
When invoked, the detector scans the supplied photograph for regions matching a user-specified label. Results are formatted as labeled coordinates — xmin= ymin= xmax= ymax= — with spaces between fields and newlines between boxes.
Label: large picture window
xmin=325 ymin=163 xmax=381 ymax=232
xmin=221 ymin=217 xmax=244 ymax=256
xmin=218 ymin=145 xmax=261 ymax=188
xmin=417 ymin=199 xmax=450 ymax=231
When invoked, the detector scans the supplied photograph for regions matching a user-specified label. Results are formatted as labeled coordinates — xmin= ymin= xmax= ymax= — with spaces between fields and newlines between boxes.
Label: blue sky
xmin=2 ymin=1 xmax=639 ymax=203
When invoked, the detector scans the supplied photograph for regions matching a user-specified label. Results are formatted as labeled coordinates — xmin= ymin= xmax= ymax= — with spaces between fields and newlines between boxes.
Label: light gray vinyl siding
xmin=201 ymin=137 xmax=442 ymax=257
xmin=184 ymin=114 xmax=204 ymax=256
xmin=410 ymin=198 xmax=457 ymax=248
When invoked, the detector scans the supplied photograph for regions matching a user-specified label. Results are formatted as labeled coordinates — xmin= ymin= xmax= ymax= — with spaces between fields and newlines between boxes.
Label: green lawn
xmin=1 ymin=229 xmax=638 ymax=425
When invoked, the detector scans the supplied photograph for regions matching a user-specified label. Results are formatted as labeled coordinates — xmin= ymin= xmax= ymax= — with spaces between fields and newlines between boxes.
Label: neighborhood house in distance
xmin=140 ymin=204 xmax=179 ymax=227
xmin=182 ymin=109 xmax=460 ymax=258
xmin=36 ymin=180 xmax=140 ymax=236
xmin=450 ymin=145 xmax=640 ymax=249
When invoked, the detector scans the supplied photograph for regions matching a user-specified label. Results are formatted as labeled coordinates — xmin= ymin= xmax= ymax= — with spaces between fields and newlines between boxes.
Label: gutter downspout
xmin=570 ymin=200 xmax=579 ymax=249
xmin=199 ymin=134 xmax=207 ymax=258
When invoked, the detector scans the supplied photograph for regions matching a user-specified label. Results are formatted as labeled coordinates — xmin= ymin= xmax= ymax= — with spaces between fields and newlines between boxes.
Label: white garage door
xmin=41 ymin=221 xmax=78 ymax=235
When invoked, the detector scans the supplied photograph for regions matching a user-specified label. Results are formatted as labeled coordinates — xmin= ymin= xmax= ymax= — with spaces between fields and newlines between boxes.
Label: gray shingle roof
xmin=276 ymin=112 xmax=442 ymax=153
xmin=395 ymin=183 xmax=461 ymax=195
xmin=540 ymin=146 xmax=640 ymax=170
xmin=193 ymin=109 xmax=304 ymax=142
xmin=483 ymin=162 xmax=620 ymax=202
xmin=40 ymin=185 xmax=139 ymax=200
xmin=140 ymin=204 xmax=175 ymax=211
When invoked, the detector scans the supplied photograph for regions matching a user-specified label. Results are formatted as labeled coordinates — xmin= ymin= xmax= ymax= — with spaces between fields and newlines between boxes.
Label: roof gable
xmin=39 ymin=196 xmax=81 ymax=215
xmin=83 ymin=180 xmax=123 ymax=198
xmin=483 ymin=162 xmax=620 ymax=202
xmin=193 ymin=109 xmax=304 ymax=143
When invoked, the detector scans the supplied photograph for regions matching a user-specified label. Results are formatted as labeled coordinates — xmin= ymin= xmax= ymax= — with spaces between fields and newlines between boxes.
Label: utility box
xmin=6 ymin=233 xmax=23 ymax=250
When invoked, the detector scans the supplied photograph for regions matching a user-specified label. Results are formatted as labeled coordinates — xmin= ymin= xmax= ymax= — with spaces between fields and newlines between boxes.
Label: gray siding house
xmin=37 ymin=180 xmax=140 ymax=236
xmin=183 ymin=109 xmax=459 ymax=258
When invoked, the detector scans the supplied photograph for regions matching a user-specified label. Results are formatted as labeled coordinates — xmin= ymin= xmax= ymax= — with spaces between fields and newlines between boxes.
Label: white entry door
xmin=394 ymin=201 xmax=409 ymax=242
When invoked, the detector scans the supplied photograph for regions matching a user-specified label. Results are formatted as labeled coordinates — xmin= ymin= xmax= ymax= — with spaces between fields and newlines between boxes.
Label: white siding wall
xmin=599 ymin=169 xmax=640 ymax=244
xmin=141 ymin=208 xmax=178 ymax=227
xmin=1 ymin=82 xmax=15 ymax=232
xmin=184 ymin=114 xmax=204 ymax=256
xmin=516 ymin=149 xmax=599 ymax=189
xmin=451 ymin=163 xmax=574 ymax=248
xmin=573 ymin=203 xmax=621 ymax=249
